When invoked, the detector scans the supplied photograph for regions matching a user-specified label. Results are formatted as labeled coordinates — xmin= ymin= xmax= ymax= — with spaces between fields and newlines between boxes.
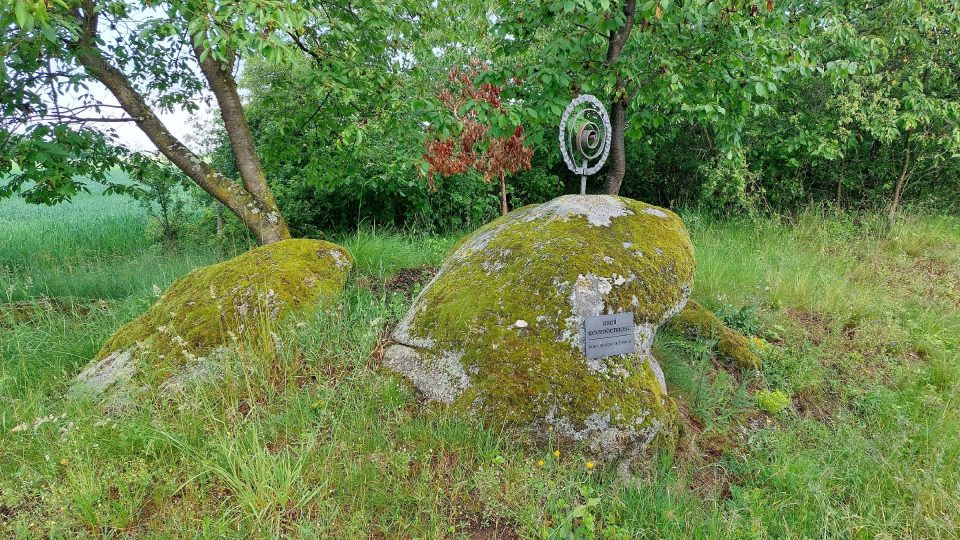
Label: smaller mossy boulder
xmin=75 ymin=239 xmax=353 ymax=399
xmin=384 ymin=195 xmax=695 ymax=459
xmin=666 ymin=300 xmax=761 ymax=369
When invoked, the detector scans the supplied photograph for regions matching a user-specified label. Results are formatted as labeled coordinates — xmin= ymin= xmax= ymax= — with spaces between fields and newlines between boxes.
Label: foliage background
xmin=202 ymin=0 xmax=958 ymax=234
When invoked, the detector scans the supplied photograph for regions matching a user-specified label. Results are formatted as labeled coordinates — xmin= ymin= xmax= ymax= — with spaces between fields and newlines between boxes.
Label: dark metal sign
xmin=584 ymin=312 xmax=635 ymax=359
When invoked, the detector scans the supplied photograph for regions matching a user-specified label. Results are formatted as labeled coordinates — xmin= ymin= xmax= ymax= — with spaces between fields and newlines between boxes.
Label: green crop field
xmin=2 ymin=188 xmax=958 ymax=538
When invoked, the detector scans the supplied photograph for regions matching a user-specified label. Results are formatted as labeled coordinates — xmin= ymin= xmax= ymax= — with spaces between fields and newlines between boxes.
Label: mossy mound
xmin=384 ymin=195 xmax=695 ymax=458
xmin=666 ymin=300 xmax=761 ymax=369
xmin=75 ymin=239 xmax=353 ymax=398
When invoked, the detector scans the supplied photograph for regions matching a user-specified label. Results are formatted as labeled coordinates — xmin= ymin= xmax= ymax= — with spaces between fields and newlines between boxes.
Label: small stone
xmin=514 ymin=319 xmax=529 ymax=328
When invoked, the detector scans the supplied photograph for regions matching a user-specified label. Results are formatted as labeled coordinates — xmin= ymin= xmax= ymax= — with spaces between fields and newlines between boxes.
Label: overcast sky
xmin=79 ymin=80 xmax=213 ymax=153
xmin=116 ymin=105 xmax=212 ymax=152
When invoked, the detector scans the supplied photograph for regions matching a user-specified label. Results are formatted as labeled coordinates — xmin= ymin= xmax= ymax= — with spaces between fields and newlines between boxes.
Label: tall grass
xmin=689 ymin=207 xmax=960 ymax=349
xmin=1 ymin=195 xmax=958 ymax=537
xmin=0 ymin=183 xmax=222 ymax=301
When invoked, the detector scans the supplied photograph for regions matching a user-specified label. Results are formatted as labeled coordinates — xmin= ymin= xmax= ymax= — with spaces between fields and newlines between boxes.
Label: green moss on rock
xmin=385 ymin=195 xmax=695 ymax=458
xmin=77 ymin=239 xmax=352 ymax=395
xmin=666 ymin=300 xmax=761 ymax=369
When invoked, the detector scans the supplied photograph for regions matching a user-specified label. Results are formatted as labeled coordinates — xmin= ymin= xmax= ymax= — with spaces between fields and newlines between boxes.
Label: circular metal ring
xmin=559 ymin=94 xmax=611 ymax=176
xmin=576 ymin=121 xmax=603 ymax=160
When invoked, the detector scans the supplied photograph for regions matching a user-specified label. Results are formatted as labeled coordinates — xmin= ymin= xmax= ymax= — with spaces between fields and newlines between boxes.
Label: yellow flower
xmin=749 ymin=336 xmax=770 ymax=351
xmin=537 ymin=459 xmax=545 ymax=467
xmin=553 ymin=450 xmax=560 ymax=458
xmin=586 ymin=461 xmax=595 ymax=469
xmin=59 ymin=458 xmax=68 ymax=465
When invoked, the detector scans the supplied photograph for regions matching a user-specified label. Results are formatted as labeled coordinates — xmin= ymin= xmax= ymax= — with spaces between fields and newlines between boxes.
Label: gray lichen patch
xmin=643 ymin=207 xmax=669 ymax=219
xmin=383 ymin=344 xmax=470 ymax=403
xmin=158 ymin=353 xmax=225 ymax=395
xmin=73 ymin=349 xmax=135 ymax=395
xmin=522 ymin=194 xmax=632 ymax=227
xmin=383 ymin=194 xmax=695 ymax=459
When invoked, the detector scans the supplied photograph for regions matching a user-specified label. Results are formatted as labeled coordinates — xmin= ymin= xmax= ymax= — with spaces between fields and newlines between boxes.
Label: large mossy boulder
xmin=75 ymin=239 xmax=353 ymax=399
xmin=384 ymin=195 xmax=695 ymax=458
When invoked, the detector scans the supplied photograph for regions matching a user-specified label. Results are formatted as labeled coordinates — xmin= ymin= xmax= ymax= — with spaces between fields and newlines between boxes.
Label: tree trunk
xmin=601 ymin=0 xmax=636 ymax=196
xmin=702 ymin=124 xmax=716 ymax=153
xmin=499 ymin=178 xmax=509 ymax=215
xmin=888 ymin=132 xmax=912 ymax=227
xmin=835 ymin=158 xmax=845 ymax=207
xmin=194 ymin=48 xmax=290 ymax=242
xmin=216 ymin=204 xmax=224 ymax=237
xmin=70 ymin=3 xmax=290 ymax=245
xmin=604 ymin=97 xmax=627 ymax=195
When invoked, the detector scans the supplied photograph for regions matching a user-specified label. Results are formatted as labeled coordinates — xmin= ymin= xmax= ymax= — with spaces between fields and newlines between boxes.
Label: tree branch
xmin=68 ymin=4 xmax=287 ymax=244
xmin=293 ymin=90 xmax=333 ymax=136
xmin=40 ymin=115 xmax=136 ymax=123
xmin=617 ymin=0 xmax=638 ymax=51
xmin=192 ymin=44 xmax=279 ymax=213
xmin=287 ymin=31 xmax=325 ymax=64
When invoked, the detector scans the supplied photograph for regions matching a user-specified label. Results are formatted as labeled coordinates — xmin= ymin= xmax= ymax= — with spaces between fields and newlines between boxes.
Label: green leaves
xmin=14 ymin=0 xmax=28 ymax=27
xmin=493 ymin=0 xmax=800 ymax=161
xmin=755 ymin=81 xmax=768 ymax=98
xmin=4 ymin=0 xmax=958 ymax=218
xmin=1 ymin=126 xmax=130 ymax=206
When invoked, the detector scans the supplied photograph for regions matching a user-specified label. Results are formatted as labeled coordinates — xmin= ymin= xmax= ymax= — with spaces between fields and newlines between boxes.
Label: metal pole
xmin=580 ymin=159 xmax=587 ymax=194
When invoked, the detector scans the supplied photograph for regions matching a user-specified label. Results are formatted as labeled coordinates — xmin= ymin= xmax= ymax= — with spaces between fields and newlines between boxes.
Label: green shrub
xmin=755 ymin=390 xmax=792 ymax=415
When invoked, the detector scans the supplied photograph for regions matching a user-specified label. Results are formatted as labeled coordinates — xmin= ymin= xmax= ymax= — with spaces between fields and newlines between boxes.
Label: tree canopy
xmin=3 ymin=0 xmax=958 ymax=237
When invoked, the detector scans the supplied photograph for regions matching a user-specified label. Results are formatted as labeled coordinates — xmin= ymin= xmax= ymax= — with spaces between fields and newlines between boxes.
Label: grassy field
xmin=1 ymin=189 xmax=958 ymax=538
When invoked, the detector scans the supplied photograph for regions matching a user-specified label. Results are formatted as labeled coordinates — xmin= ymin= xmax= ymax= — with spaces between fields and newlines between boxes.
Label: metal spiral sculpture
xmin=559 ymin=95 xmax=612 ymax=194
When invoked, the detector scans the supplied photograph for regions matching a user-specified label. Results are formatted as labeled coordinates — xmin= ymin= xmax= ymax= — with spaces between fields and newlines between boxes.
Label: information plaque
xmin=584 ymin=312 xmax=635 ymax=360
